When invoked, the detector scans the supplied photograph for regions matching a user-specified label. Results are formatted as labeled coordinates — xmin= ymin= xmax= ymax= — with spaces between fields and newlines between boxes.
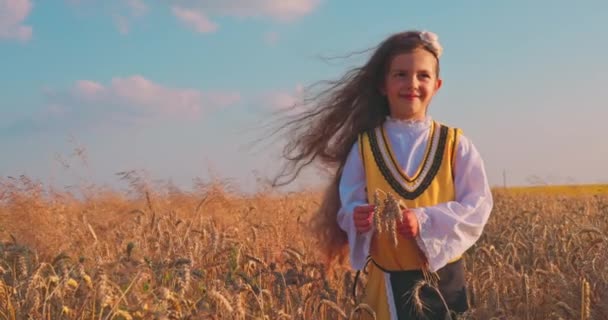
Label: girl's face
xmin=380 ymin=49 xmax=442 ymax=121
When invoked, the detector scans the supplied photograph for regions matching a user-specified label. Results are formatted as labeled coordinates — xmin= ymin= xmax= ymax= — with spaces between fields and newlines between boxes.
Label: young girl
xmin=272 ymin=30 xmax=493 ymax=319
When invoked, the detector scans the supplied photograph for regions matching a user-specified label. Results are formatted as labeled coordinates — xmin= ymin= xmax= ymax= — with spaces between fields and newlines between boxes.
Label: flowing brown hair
xmin=269 ymin=30 xmax=441 ymax=269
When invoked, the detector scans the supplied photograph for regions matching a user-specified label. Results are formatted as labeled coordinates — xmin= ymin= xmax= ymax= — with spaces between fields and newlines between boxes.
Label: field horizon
xmin=1 ymin=175 xmax=607 ymax=319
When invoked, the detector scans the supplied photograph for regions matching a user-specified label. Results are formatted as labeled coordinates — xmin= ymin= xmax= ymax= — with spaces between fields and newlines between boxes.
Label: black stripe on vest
xmin=367 ymin=125 xmax=449 ymax=200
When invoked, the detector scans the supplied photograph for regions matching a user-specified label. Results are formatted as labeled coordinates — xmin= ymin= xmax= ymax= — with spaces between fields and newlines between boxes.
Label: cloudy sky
xmin=1 ymin=0 xmax=607 ymax=193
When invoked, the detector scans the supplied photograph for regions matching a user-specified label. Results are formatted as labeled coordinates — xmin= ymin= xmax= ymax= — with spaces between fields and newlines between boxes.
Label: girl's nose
xmin=405 ymin=76 xmax=418 ymax=89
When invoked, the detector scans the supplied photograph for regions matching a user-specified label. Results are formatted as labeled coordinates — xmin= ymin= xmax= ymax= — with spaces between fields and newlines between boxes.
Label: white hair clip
xmin=419 ymin=30 xmax=443 ymax=58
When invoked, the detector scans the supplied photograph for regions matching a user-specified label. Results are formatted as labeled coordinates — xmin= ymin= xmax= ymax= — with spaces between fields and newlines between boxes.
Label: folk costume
xmin=337 ymin=116 xmax=493 ymax=319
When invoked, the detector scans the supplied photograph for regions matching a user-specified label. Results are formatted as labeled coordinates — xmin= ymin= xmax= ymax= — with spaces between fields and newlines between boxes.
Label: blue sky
xmin=1 ymin=0 xmax=607 ymax=193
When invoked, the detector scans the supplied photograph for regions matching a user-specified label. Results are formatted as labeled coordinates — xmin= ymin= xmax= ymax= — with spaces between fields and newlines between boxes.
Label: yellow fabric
xmin=357 ymin=121 xmax=461 ymax=319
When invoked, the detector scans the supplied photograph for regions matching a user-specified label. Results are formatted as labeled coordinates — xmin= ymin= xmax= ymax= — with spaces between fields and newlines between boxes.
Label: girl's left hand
xmin=397 ymin=209 xmax=420 ymax=239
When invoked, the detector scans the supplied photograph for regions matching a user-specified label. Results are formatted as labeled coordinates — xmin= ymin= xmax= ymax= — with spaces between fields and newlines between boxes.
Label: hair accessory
xmin=419 ymin=30 xmax=443 ymax=58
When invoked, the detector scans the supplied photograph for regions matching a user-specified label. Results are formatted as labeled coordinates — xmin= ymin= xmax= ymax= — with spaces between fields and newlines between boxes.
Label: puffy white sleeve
xmin=336 ymin=141 xmax=373 ymax=270
xmin=412 ymin=134 xmax=494 ymax=272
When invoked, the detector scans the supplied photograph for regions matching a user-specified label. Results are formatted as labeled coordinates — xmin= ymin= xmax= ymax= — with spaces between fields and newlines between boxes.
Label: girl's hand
xmin=353 ymin=204 xmax=375 ymax=233
xmin=398 ymin=209 xmax=420 ymax=238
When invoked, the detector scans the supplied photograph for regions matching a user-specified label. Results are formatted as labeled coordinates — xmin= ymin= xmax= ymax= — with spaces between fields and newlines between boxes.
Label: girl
xmin=272 ymin=30 xmax=493 ymax=319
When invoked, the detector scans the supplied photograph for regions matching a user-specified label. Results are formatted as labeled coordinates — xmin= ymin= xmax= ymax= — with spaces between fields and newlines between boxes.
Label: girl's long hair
xmin=269 ymin=31 xmax=441 ymax=269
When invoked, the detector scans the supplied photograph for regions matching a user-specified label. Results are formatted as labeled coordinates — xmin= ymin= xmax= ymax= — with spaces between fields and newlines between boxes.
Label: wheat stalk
xmin=317 ymin=299 xmax=347 ymax=319
xmin=402 ymin=278 xmax=453 ymax=320
xmin=349 ymin=303 xmax=376 ymax=320
xmin=580 ymin=277 xmax=591 ymax=320
xmin=371 ymin=189 xmax=404 ymax=246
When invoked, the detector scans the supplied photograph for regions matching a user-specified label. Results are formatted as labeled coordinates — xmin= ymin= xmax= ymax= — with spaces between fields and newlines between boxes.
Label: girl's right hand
xmin=353 ymin=204 xmax=375 ymax=233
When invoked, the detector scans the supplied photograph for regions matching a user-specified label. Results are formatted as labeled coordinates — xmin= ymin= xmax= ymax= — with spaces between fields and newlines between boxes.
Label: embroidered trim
xmin=367 ymin=124 xmax=449 ymax=200
xmin=358 ymin=133 xmax=368 ymax=197
xmin=374 ymin=122 xmax=442 ymax=191
xmin=380 ymin=121 xmax=436 ymax=183
xmin=384 ymin=115 xmax=432 ymax=129
xmin=450 ymin=127 xmax=459 ymax=180
xmin=358 ymin=133 xmax=365 ymax=169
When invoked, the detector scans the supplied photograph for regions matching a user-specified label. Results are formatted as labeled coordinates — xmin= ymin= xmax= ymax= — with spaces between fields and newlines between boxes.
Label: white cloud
xmin=172 ymin=6 xmax=218 ymax=33
xmin=113 ymin=14 xmax=130 ymax=34
xmin=66 ymin=0 xmax=320 ymax=35
xmin=126 ymin=0 xmax=147 ymax=16
xmin=74 ymin=80 xmax=105 ymax=99
xmin=264 ymin=84 xmax=305 ymax=111
xmin=113 ymin=0 xmax=147 ymax=34
xmin=73 ymin=75 xmax=239 ymax=117
xmin=173 ymin=0 xmax=320 ymax=22
xmin=21 ymin=75 xmax=242 ymax=133
xmin=67 ymin=0 xmax=148 ymax=35
xmin=169 ymin=0 xmax=320 ymax=33
xmin=0 ymin=0 xmax=33 ymax=42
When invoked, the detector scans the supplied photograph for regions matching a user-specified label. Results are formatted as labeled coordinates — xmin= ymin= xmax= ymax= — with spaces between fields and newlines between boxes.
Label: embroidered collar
xmin=385 ymin=115 xmax=432 ymax=131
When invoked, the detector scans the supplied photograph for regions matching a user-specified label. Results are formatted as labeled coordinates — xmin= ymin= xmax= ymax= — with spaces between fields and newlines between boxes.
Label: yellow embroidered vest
xmin=359 ymin=120 xmax=461 ymax=271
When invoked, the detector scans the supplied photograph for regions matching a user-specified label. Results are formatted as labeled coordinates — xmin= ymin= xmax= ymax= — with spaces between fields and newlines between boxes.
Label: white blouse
xmin=336 ymin=116 xmax=493 ymax=272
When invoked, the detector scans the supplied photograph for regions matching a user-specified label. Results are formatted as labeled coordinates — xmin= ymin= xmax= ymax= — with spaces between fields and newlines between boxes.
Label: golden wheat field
xmin=504 ymin=185 xmax=608 ymax=196
xmin=0 ymin=176 xmax=607 ymax=320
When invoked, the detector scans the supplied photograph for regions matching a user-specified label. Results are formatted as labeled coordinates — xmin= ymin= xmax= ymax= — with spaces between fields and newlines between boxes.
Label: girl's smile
xmin=381 ymin=48 xmax=442 ymax=120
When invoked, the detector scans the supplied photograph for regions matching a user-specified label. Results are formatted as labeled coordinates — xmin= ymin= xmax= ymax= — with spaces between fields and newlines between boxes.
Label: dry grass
xmin=504 ymin=184 xmax=608 ymax=196
xmin=0 ymin=175 xmax=607 ymax=319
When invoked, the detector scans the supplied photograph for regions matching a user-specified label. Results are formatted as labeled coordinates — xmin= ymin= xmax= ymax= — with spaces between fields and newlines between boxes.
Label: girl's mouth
xmin=400 ymin=94 xmax=419 ymax=100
